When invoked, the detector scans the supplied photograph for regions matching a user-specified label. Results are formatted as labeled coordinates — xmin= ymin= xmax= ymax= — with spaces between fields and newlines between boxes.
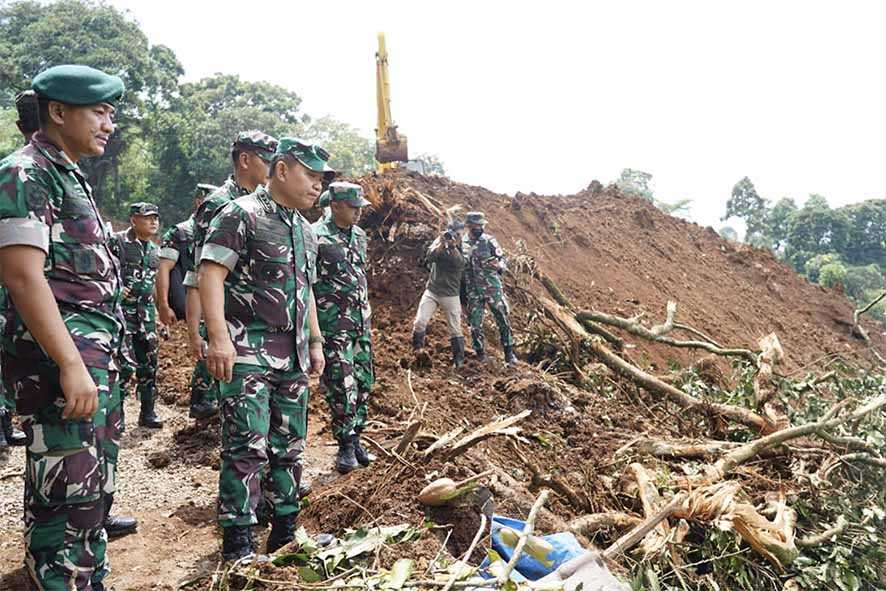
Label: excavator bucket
xmin=376 ymin=133 xmax=408 ymax=164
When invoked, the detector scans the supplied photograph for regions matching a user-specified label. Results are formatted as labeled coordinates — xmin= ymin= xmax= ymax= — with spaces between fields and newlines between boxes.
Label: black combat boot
xmin=474 ymin=345 xmax=487 ymax=362
xmin=189 ymin=394 xmax=218 ymax=420
xmin=103 ymin=494 xmax=138 ymax=539
xmin=299 ymin=481 xmax=312 ymax=498
xmin=352 ymin=432 xmax=376 ymax=467
xmin=504 ymin=345 xmax=518 ymax=366
xmin=222 ymin=525 xmax=255 ymax=561
xmin=412 ymin=330 xmax=426 ymax=350
xmin=266 ymin=513 xmax=299 ymax=553
xmin=335 ymin=437 xmax=359 ymax=474
xmin=0 ymin=408 xmax=26 ymax=447
xmin=138 ymin=396 xmax=164 ymax=429
xmin=450 ymin=336 xmax=466 ymax=368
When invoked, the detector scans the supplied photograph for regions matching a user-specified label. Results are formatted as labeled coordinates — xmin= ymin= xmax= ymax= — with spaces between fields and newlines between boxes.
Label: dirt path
xmin=0 ymin=374 xmax=339 ymax=591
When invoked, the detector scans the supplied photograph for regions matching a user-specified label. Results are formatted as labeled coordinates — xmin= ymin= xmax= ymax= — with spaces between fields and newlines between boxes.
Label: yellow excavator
xmin=375 ymin=32 xmax=408 ymax=172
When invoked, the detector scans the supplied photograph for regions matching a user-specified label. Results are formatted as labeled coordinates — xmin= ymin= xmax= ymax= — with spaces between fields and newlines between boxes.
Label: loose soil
xmin=0 ymin=171 xmax=882 ymax=589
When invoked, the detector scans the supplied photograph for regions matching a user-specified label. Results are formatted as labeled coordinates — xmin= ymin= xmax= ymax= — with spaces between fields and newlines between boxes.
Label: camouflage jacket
xmin=0 ymin=131 xmax=123 ymax=369
xmin=111 ymin=227 xmax=159 ymax=327
xmin=312 ymin=218 xmax=371 ymax=336
xmin=201 ymin=185 xmax=317 ymax=372
xmin=159 ymin=216 xmax=195 ymax=272
xmin=462 ymin=232 xmax=507 ymax=293
xmin=183 ymin=176 xmax=250 ymax=288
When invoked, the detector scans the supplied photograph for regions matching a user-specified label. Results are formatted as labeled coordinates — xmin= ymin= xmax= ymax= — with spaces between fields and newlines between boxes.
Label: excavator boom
xmin=375 ymin=32 xmax=408 ymax=168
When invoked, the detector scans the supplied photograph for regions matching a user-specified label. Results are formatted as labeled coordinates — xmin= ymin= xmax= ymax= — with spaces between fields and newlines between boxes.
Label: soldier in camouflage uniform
xmin=184 ymin=131 xmax=277 ymax=419
xmin=462 ymin=211 xmax=517 ymax=364
xmin=113 ymin=202 xmax=164 ymax=429
xmin=199 ymin=137 xmax=332 ymax=560
xmin=0 ymin=286 xmax=27 ymax=447
xmin=157 ymin=183 xmax=217 ymax=419
xmin=0 ymin=91 xmax=38 ymax=449
xmin=0 ymin=64 xmax=125 ymax=591
xmin=312 ymin=182 xmax=376 ymax=473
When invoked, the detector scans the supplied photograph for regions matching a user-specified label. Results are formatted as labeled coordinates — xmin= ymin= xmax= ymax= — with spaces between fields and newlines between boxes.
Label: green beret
xmin=232 ymin=130 xmax=278 ymax=163
xmin=326 ymin=182 xmax=370 ymax=208
xmin=275 ymin=137 xmax=336 ymax=181
xmin=32 ymin=64 xmax=125 ymax=106
xmin=130 ymin=202 xmax=159 ymax=216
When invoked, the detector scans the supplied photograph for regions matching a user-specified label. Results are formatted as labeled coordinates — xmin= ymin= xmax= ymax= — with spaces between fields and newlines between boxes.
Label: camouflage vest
xmin=202 ymin=186 xmax=317 ymax=372
xmin=312 ymin=218 xmax=371 ymax=336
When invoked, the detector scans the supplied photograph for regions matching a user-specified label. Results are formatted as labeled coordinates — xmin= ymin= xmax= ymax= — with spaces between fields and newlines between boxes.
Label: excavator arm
xmin=375 ymin=32 xmax=408 ymax=170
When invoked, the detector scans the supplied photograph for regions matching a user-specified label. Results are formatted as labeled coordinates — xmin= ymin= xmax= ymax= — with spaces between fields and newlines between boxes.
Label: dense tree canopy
xmin=0 ymin=0 xmax=377 ymax=222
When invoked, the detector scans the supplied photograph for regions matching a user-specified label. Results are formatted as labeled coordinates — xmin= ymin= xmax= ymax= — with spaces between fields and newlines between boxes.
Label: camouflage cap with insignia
xmin=130 ymin=202 xmax=159 ymax=216
xmin=322 ymin=182 xmax=370 ymax=208
xmin=232 ymin=130 xmax=278 ymax=163
xmin=465 ymin=211 xmax=488 ymax=226
xmin=32 ymin=64 xmax=125 ymax=106
xmin=275 ymin=137 xmax=336 ymax=181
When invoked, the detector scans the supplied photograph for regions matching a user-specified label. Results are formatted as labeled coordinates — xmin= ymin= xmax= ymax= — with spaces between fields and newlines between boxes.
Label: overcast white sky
xmin=111 ymin=0 xmax=886 ymax=229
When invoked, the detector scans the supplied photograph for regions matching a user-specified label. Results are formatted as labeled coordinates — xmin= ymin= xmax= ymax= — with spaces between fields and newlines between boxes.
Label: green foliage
xmin=805 ymin=253 xmax=843 ymax=283
xmin=784 ymin=196 xmax=851 ymax=273
xmin=0 ymin=0 xmax=383 ymax=224
xmin=718 ymin=226 xmax=739 ymax=241
xmin=297 ymin=116 xmax=375 ymax=177
xmin=724 ymin=177 xmax=769 ymax=243
xmin=412 ymin=152 xmax=447 ymax=176
xmin=0 ymin=107 xmax=25 ymax=159
xmin=616 ymin=168 xmax=654 ymax=201
xmin=818 ymin=261 xmax=847 ymax=289
xmin=767 ymin=197 xmax=798 ymax=251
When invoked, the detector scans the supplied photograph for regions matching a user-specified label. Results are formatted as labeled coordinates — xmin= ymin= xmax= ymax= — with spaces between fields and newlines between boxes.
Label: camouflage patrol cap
xmin=448 ymin=219 xmax=466 ymax=231
xmin=465 ymin=211 xmax=488 ymax=226
xmin=232 ymin=130 xmax=278 ymax=163
xmin=32 ymin=64 xmax=125 ymax=106
xmin=275 ymin=137 xmax=336 ymax=181
xmin=15 ymin=90 xmax=39 ymax=133
xmin=325 ymin=182 xmax=371 ymax=208
xmin=129 ymin=202 xmax=159 ymax=217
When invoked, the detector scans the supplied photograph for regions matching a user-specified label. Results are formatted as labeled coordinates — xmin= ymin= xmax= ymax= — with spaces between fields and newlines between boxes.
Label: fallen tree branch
xmin=797 ymin=516 xmax=848 ymax=547
xmin=421 ymin=426 xmax=465 ymax=458
xmin=497 ymin=490 xmax=550 ymax=586
xmin=699 ymin=394 xmax=886 ymax=483
xmin=569 ymin=512 xmax=643 ymax=538
xmin=537 ymin=295 xmax=772 ymax=433
xmin=602 ymin=493 xmax=687 ymax=560
xmin=442 ymin=410 xmax=531 ymax=461
xmin=509 ymin=440 xmax=589 ymax=511
xmin=576 ymin=305 xmax=757 ymax=364
xmin=534 ymin=271 xmax=624 ymax=349
xmin=852 ymin=290 xmax=886 ymax=365
xmin=395 ymin=421 xmax=423 ymax=455
xmin=617 ymin=438 xmax=744 ymax=459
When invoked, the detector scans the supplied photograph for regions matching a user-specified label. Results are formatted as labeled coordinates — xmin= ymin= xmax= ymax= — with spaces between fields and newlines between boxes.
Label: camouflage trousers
xmin=466 ymin=287 xmax=514 ymax=352
xmin=2 ymin=358 xmax=120 ymax=591
xmin=320 ymin=330 xmax=374 ymax=440
xmin=217 ymin=365 xmax=309 ymax=528
xmin=119 ymin=316 xmax=157 ymax=407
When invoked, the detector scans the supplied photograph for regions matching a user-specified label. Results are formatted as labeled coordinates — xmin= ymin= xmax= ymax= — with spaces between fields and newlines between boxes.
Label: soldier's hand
xmin=207 ymin=335 xmax=236 ymax=383
xmin=189 ymin=333 xmax=207 ymax=361
xmin=159 ymin=305 xmax=177 ymax=327
xmin=59 ymin=362 xmax=99 ymax=420
xmin=309 ymin=343 xmax=325 ymax=376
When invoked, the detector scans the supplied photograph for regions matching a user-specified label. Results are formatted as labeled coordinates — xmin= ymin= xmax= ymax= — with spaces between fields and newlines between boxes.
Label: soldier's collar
xmin=228 ymin=175 xmax=250 ymax=197
xmin=31 ymin=131 xmax=79 ymax=173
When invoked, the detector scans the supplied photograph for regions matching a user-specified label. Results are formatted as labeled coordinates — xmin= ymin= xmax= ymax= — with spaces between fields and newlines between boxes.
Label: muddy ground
xmin=0 ymin=173 xmax=882 ymax=589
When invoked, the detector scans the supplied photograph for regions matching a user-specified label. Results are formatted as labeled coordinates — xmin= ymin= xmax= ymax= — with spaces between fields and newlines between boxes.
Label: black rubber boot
xmin=411 ymin=330 xmax=426 ymax=350
xmin=189 ymin=395 xmax=218 ymax=420
xmin=352 ymin=433 xmax=377 ymax=467
xmin=104 ymin=494 xmax=138 ymax=539
xmin=335 ymin=437 xmax=359 ymax=474
xmin=450 ymin=337 xmax=466 ymax=368
xmin=504 ymin=345 xmax=518 ymax=366
xmin=474 ymin=346 xmax=487 ymax=362
xmin=0 ymin=408 xmax=26 ymax=446
xmin=266 ymin=513 xmax=299 ymax=553
xmin=138 ymin=396 xmax=164 ymax=429
xmin=222 ymin=525 xmax=254 ymax=561
xmin=299 ymin=481 xmax=312 ymax=498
